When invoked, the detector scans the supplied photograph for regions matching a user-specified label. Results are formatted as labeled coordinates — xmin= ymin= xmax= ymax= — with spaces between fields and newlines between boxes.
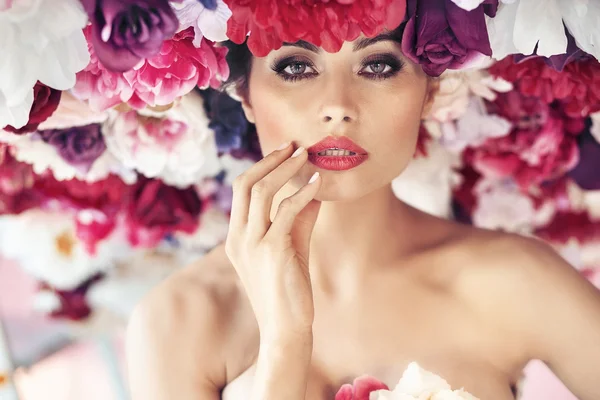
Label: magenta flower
xmin=79 ymin=0 xmax=179 ymax=72
xmin=401 ymin=0 xmax=498 ymax=76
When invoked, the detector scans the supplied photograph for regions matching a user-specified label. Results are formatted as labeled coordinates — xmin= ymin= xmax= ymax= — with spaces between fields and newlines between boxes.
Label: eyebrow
xmin=281 ymin=32 xmax=402 ymax=54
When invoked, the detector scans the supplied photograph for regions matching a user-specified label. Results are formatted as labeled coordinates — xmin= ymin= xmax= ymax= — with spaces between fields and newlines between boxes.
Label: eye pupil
xmin=290 ymin=63 xmax=306 ymax=74
xmin=370 ymin=62 xmax=385 ymax=73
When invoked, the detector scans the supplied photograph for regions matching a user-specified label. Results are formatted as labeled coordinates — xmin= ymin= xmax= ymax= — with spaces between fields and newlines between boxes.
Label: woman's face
xmin=241 ymin=32 xmax=432 ymax=201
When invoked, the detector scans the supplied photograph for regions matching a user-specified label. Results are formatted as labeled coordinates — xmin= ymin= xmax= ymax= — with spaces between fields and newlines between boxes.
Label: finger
xmin=247 ymin=146 xmax=309 ymax=240
xmin=265 ymin=172 xmax=321 ymax=251
xmin=229 ymin=142 xmax=294 ymax=233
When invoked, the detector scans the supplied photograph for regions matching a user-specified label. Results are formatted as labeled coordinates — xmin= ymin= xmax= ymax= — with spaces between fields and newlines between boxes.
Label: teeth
xmin=317 ymin=149 xmax=357 ymax=156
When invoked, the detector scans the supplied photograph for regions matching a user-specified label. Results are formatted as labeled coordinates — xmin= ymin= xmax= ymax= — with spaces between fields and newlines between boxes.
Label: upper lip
xmin=307 ymin=136 xmax=368 ymax=155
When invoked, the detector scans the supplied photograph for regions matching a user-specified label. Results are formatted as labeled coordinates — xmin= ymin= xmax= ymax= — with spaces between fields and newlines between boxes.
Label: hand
xmin=225 ymin=143 xmax=322 ymax=341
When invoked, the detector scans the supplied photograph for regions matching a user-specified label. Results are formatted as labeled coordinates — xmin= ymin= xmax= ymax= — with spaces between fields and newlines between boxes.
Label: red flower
xmin=413 ymin=124 xmax=433 ymax=158
xmin=3 ymin=82 xmax=62 ymax=134
xmin=335 ymin=375 xmax=389 ymax=400
xmin=470 ymin=112 xmax=580 ymax=190
xmin=126 ymin=177 xmax=205 ymax=247
xmin=39 ymin=273 xmax=104 ymax=321
xmin=535 ymin=210 xmax=600 ymax=245
xmin=224 ymin=0 xmax=406 ymax=56
xmin=489 ymin=57 xmax=600 ymax=118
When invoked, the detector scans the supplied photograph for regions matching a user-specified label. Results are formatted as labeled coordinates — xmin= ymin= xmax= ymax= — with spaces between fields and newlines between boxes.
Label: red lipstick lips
xmin=306 ymin=136 xmax=368 ymax=171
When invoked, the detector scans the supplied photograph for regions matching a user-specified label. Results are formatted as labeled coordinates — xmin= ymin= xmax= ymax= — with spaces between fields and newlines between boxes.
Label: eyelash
xmin=271 ymin=54 xmax=404 ymax=83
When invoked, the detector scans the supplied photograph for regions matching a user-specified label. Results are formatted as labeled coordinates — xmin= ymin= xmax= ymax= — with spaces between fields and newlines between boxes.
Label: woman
xmin=125 ymin=24 xmax=600 ymax=400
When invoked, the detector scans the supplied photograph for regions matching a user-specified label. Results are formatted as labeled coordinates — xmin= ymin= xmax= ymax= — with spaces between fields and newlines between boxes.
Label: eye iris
xmin=370 ymin=62 xmax=385 ymax=73
xmin=290 ymin=63 xmax=306 ymax=74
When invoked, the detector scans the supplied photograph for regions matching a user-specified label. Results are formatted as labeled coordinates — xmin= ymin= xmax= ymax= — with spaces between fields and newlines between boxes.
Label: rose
xmin=3 ymin=82 xmax=62 ymax=134
xmin=37 ymin=124 xmax=106 ymax=172
xmin=401 ymin=0 xmax=498 ymax=77
xmin=79 ymin=0 xmax=179 ymax=72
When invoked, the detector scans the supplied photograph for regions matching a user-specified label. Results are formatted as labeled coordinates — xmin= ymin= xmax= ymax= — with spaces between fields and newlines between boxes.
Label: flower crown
xmin=0 ymin=0 xmax=600 ymax=326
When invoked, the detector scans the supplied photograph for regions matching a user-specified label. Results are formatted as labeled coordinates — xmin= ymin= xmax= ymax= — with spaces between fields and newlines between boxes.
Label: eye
xmin=364 ymin=62 xmax=391 ymax=74
xmin=271 ymin=57 xmax=318 ymax=82
xmin=359 ymin=54 xmax=404 ymax=80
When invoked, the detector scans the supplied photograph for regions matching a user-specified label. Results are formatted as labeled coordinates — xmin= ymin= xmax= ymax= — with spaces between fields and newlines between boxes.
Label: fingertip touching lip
xmin=307 ymin=136 xmax=368 ymax=155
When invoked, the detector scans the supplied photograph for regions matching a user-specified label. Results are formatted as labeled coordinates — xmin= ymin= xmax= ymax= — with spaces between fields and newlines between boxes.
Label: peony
xmin=370 ymin=363 xmax=479 ymax=400
xmin=489 ymin=56 xmax=600 ymax=118
xmin=125 ymin=176 xmax=205 ymax=247
xmin=434 ymin=96 xmax=512 ymax=152
xmin=0 ymin=129 xmax=136 ymax=183
xmin=568 ymin=127 xmax=600 ymax=191
xmin=171 ymin=0 xmax=231 ymax=47
xmin=223 ymin=0 xmax=406 ymax=57
xmin=401 ymin=0 xmax=498 ymax=76
xmin=468 ymin=112 xmax=580 ymax=189
xmin=37 ymin=91 xmax=108 ymax=131
xmin=79 ymin=0 xmax=179 ymax=72
xmin=0 ymin=0 xmax=90 ymax=130
xmin=335 ymin=375 xmax=390 ymax=400
xmin=423 ymin=66 xmax=512 ymax=123
xmin=37 ymin=124 xmax=107 ymax=173
xmin=486 ymin=0 xmax=600 ymax=63
xmin=0 ymin=209 xmax=131 ymax=290
xmin=102 ymin=91 xmax=222 ymax=188
xmin=200 ymin=88 xmax=249 ymax=153
xmin=2 ymin=82 xmax=61 ymax=134
xmin=72 ymin=26 xmax=229 ymax=111
xmin=38 ymin=273 xmax=104 ymax=320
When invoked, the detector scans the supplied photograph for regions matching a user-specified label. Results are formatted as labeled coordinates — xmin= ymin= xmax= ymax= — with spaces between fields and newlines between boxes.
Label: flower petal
xmin=559 ymin=0 xmax=600 ymax=62
xmin=513 ymin=0 xmax=567 ymax=57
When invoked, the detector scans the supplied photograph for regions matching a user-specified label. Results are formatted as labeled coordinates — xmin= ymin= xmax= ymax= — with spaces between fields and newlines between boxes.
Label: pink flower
xmin=468 ymin=112 xmax=580 ymax=189
xmin=335 ymin=375 xmax=389 ymax=400
xmin=73 ymin=27 xmax=229 ymax=111
xmin=224 ymin=0 xmax=406 ymax=57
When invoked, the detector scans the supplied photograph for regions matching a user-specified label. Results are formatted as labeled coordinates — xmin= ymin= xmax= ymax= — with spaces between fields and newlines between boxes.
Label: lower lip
xmin=307 ymin=153 xmax=368 ymax=171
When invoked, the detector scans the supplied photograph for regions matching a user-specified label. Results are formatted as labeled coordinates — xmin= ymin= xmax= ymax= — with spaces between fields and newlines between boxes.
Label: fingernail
xmin=291 ymin=147 xmax=305 ymax=158
xmin=277 ymin=142 xmax=291 ymax=150
xmin=308 ymin=172 xmax=319 ymax=184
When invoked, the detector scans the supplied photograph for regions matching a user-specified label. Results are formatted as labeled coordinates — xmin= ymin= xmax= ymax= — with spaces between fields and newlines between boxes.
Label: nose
xmin=318 ymin=76 xmax=358 ymax=125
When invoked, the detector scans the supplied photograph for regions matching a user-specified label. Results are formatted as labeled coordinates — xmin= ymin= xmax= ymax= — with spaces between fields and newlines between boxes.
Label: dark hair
xmin=220 ymin=23 xmax=408 ymax=98
xmin=221 ymin=40 xmax=253 ymax=97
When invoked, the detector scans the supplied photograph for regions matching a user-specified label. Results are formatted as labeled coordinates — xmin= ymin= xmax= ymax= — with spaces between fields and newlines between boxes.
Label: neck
xmin=271 ymin=182 xmax=420 ymax=295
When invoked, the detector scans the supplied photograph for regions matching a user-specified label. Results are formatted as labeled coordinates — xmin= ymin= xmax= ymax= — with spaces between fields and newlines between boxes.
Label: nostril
xmin=323 ymin=116 xmax=332 ymax=122
xmin=343 ymin=116 xmax=351 ymax=122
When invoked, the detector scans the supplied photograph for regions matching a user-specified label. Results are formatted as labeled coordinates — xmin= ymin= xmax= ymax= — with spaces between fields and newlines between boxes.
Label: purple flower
xmin=401 ymin=0 xmax=498 ymax=77
xmin=568 ymin=121 xmax=600 ymax=190
xmin=38 ymin=124 xmax=107 ymax=172
xmin=80 ymin=0 xmax=179 ymax=72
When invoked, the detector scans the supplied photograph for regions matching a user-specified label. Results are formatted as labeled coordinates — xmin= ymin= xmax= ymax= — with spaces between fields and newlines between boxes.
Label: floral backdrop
xmin=1 ymin=0 xmax=600 ymax=397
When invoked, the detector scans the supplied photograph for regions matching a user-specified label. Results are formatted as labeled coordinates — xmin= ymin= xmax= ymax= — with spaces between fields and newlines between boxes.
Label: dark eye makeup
xmin=270 ymin=52 xmax=405 ymax=83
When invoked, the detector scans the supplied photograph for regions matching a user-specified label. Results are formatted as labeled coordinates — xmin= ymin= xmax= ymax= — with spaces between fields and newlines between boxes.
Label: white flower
xmin=174 ymin=205 xmax=230 ymax=256
xmin=425 ymin=68 xmax=512 ymax=124
xmin=171 ymin=0 xmax=231 ymax=46
xmin=0 ymin=209 xmax=132 ymax=290
xmin=487 ymin=0 xmax=600 ymax=62
xmin=219 ymin=153 xmax=256 ymax=185
xmin=0 ymin=0 xmax=90 ymax=129
xmin=87 ymin=249 xmax=181 ymax=319
xmin=392 ymin=141 xmax=462 ymax=219
xmin=370 ymin=363 xmax=479 ymax=400
xmin=590 ymin=111 xmax=600 ymax=144
xmin=37 ymin=91 xmax=107 ymax=131
xmin=472 ymin=178 xmax=537 ymax=233
xmin=0 ymin=129 xmax=136 ymax=184
xmin=435 ymin=97 xmax=512 ymax=153
xmin=103 ymin=91 xmax=222 ymax=188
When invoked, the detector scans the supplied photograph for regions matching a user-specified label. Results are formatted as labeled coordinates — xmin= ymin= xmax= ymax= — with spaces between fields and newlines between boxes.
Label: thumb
xmin=290 ymin=199 xmax=321 ymax=259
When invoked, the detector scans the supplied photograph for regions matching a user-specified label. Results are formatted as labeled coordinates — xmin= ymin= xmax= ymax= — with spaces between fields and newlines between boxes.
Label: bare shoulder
xmin=126 ymin=244 xmax=257 ymax=398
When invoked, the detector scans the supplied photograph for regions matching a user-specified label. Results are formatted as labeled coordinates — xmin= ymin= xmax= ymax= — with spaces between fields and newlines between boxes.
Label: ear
xmin=421 ymin=77 xmax=439 ymax=119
